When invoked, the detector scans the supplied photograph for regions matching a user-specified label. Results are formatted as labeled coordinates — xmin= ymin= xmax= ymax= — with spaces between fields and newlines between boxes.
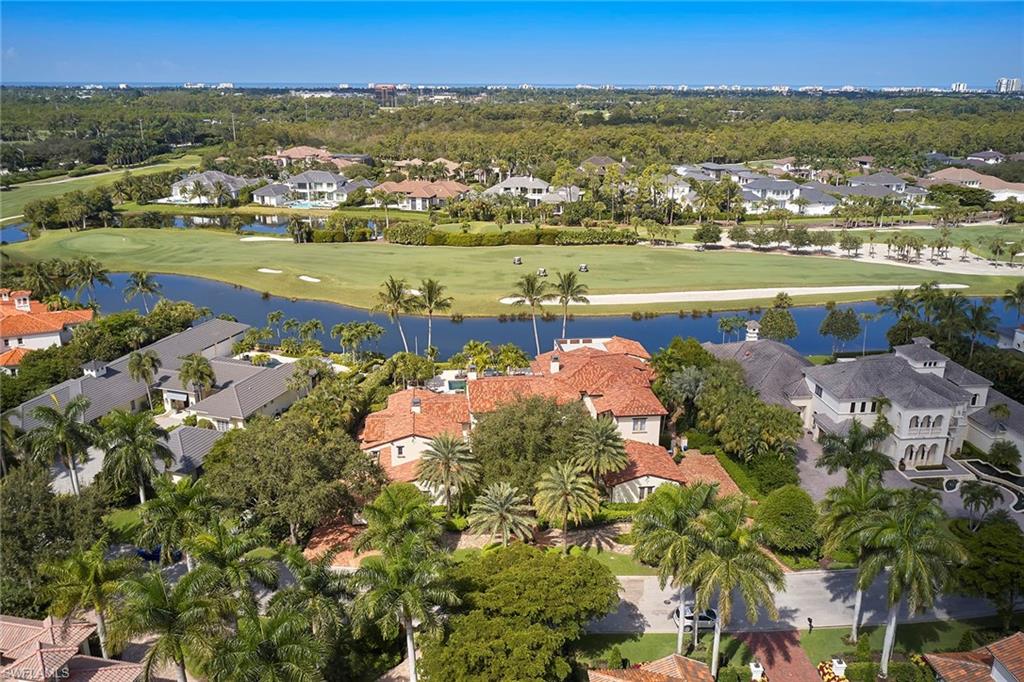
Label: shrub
xmin=384 ymin=222 xmax=434 ymax=245
xmin=754 ymin=484 xmax=819 ymax=552
xmin=506 ymin=229 xmax=540 ymax=245
xmin=748 ymin=452 xmax=799 ymax=491
xmin=716 ymin=668 xmax=753 ymax=682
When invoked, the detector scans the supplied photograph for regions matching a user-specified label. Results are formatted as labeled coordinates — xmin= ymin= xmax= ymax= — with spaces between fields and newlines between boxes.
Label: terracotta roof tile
xmin=359 ymin=388 xmax=469 ymax=448
xmin=675 ymin=451 xmax=742 ymax=496
xmin=467 ymin=375 xmax=579 ymax=413
xmin=0 ymin=347 xmax=30 ymax=367
xmin=923 ymin=632 xmax=1024 ymax=681
xmin=607 ymin=441 xmax=689 ymax=486
xmin=603 ymin=336 xmax=652 ymax=359
xmin=0 ymin=302 xmax=93 ymax=338
xmin=304 ymin=519 xmax=377 ymax=569
xmin=986 ymin=631 xmax=1024 ymax=676
xmin=589 ymin=654 xmax=713 ymax=681
xmin=375 ymin=179 xmax=470 ymax=199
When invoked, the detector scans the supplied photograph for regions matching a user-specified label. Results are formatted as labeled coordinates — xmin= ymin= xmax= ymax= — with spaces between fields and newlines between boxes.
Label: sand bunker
xmin=257 ymin=268 xmax=283 ymax=274
xmin=240 ymin=236 xmax=291 ymax=242
xmin=299 ymin=275 xmax=321 ymax=283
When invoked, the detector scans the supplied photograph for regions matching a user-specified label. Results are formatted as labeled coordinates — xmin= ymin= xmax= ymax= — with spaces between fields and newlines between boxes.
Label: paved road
xmin=590 ymin=569 xmax=1006 ymax=634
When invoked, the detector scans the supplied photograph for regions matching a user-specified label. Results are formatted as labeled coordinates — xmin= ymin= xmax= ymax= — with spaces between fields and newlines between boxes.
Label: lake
xmin=0 ymin=223 xmax=29 ymax=244
xmin=81 ymin=273 xmax=1020 ymax=358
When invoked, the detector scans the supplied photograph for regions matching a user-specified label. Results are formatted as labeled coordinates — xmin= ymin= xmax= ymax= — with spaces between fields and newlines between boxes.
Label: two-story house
xmin=0 ymin=289 xmax=93 ymax=373
xmin=482 ymin=175 xmax=551 ymax=204
xmin=283 ymin=170 xmax=351 ymax=203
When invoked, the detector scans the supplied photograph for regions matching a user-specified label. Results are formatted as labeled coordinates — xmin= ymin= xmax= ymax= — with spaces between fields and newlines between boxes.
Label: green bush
xmin=754 ymin=484 xmax=819 ymax=552
xmin=506 ymin=229 xmax=540 ymax=245
xmin=716 ymin=667 xmax=753 ymax=682
xmin=712 ymin=451 xmax=763 ymax=499
xmin=384 ymin=222 xmax=434 ymax=245
xmin=748 ymin=452 xmax=799 ymax=491
xmin=843 ymin=661 xmax=931 ymax=682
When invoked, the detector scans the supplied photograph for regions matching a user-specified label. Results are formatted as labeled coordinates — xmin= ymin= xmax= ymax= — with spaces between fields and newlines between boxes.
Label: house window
xmin=860 ymin=402 xmax=867 ymax=413
xmin=971 ymin=393 xmax=979 ymax=406
xmin=814 ymin=384 xmax=823 ymax=397
xmin=870 ymin=402 xmax=877 ymax=413
xmin=638 ymin=485 xmax=656 ymax=500
xmin=850 ymin=403 xmax=856 ymax=414
xmin=632 ymin=417 xmax=647 ymax=433
xmin=396 ymin=445 xmax=405 ymax=458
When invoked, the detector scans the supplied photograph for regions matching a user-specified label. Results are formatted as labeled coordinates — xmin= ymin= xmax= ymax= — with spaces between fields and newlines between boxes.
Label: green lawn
xmin=577 ymin=632 xmax=751 ymax=668
xmin=117 ymin=202 xmax=428 ymax=223
xmin=800 ymin=615 xmax=1024 ymax=666
xmin=4 ymin=227 xmax=1017 ymax=315
xmin=1 ymin=153 xmax=204 ymax=221
xmin=580 ymin=547 xmax=658 ymax=576
xmin=104 ymin=507 xmax=141 ymax=543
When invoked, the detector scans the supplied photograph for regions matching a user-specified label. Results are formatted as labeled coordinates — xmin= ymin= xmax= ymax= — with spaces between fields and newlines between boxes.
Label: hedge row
xmin=843 ymin=661 xmax=934 ymax=682
xmin=310 ymin=228 xmax=373 ymax=243
xmin=383 ymin=224 xmax=641 ymax=247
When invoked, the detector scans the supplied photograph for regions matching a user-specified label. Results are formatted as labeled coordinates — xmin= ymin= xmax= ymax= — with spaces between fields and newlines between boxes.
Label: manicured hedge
xmin=715 ymin=667 xmax=753 ymax=682
xmin=843 ymin=661 xmax=934 ymax=682
xmin=384 ymin=225 xmax=640 ymax=247
xmin=310 ymin=227 xmax=372 ymax=243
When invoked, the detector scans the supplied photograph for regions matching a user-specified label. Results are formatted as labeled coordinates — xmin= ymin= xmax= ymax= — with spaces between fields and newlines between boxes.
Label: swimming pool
xmin=286 ymin=200 xmax=337 ymax=210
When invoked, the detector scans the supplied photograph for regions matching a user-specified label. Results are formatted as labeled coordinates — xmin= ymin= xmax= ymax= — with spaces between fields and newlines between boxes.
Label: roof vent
xmin=411 ymin=396 xmax=422 ymax=414
xmin=551 ymin=355 xmax=560 ymax=374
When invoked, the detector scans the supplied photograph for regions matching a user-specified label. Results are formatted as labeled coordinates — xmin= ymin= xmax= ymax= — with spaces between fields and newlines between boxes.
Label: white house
xmin=283 ymin=170 xmax=350 ymax=203
xmin=189 ymin=361 xmax=305 ymax=431
xmin=997 ymin=325 xmax=1024 ymax=352
xmin=966 ymin=150 xmax=1005 ymax=165
xmin=0 ymin=289 xmax=93 ymax=373
xmin=607 ymin=441 xmax=742 ymax=503
xmin=483 ymin=175 xmax=551 ymax=204
xmin=253 ymin=183 xmax=291 ymax=207
xmin=169 ymin=170 xmax=258 ymax=204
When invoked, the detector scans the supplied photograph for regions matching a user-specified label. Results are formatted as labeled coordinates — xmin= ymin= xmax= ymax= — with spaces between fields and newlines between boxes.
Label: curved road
xmin=590 ymin=569 xmax=1008 ymax=634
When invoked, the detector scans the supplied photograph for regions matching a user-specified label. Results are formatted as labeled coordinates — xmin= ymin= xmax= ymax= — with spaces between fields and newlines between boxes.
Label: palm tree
xmin=178 ymin=353 xmax=216 ymax=402
xmin=417 ymin=433 xmax=479 ymax=519
xmin=21 ymin=394 xmax=97 ymax=496
xmin=123 ymin=271 xmax=162 ymax=313
xmin=269 ymin=545 xmax=350 ymax=637
xmin=188 ymin=179 xmax=207 ymax=203
xmin=115 ymin=570 xmax=217 ymax=682
xmin=573 ymin=416 xmax=629 ymax=491
xmin=632 ymin=482 xmax=719 ymax=653
xmin=509 ymin=273 xmax=551 ymax=356
xmin=959 ymin=480 xmax=1003 ymax=530
xmin=127 ymin=350 xmax=162 ymax=410
xmin=353 ymin=483 xmax=440 ymax=555
xmin=138 ymin=477 xmax=215 ymax=570
xmin=350 ymin=538 xmax=459 ymax=682
xmin=876 ymin=287 xmax=917 ymax=319
xmin=41 ymin=537 xmax=140 ymax=658
xmin=689 ymin=495 xmax=785 ymax=678
xmin=68 ymin=256 xmax=112 ymax=304
xmin=206 ymin=611 xmax=326 ymax=682
xmin=372 ymin=276 xmax=416 ymax=353
xmin=553 ymin=271 xmax=590 ymax=338
xmin=415 ymin=278 xmax=454 ymax=351
xmin=1002 ymin=281 xmax=1024 ymax=321
xmin=1 ymin=415 xmax=23 ymax=477
xmin=964 ymin=301 xmax=997 ymax=360
xmin=533 ymin=461 xmax=600 ymax=552
xmin=187 ymin=520 xmax=278 ymax=614
xmin=816 ymin=419 xmax=892 ymax=475
xmin=858 ymin=490 xmax=966 ymax=678
xmin=99 ymin=410 xmax=172 ymax=504
xmin=266 ymin=310 xmax=284 ymax=340
xmin=816 ymin=469 xmax=892 ymax=644
xmin=467 ymin=481 xmax=535 ymax=546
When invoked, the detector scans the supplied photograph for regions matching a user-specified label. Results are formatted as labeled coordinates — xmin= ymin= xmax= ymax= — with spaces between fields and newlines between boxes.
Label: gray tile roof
xmin=745 ymin=178 xmax=800 ymax=192
xmin=703 ymin=339 xmax=813 ymax=407
xmin=894 ymin=342 xmax=948 ymax=364
xmin=155 ymin=357 xmax=264 ymax=393
xmin=804 ymin=355 xmax=971 ymax=409
xmin=172 ymin=170 xmax=257 ymax=193
xmin=538 ymin=185 xmax=583 ymax=203
xmin=796 ymin=187 xmax=839 ymax=205
xmin=849 ymin=172 xmax=906 ymax=187
xmin=483 ymin=176 xmax=551 ymax=195
xmin=191 ymin=362 xmax=299 ymax=420
xmin=341 ymin=179 xmax=376 ymax=192
xmin=162 ymin=426 xmax=224 ymax=475
xmin=943 ymin=360 xmax=992 ymax=388
xmin=107 ymin=319 xmax=249 ymax=373
xmin=286 ymin=170 xmax=348 ymax=185
xmin=968 ymin=389 xmax=1024 ymax=436
xmin=253 ymin=183 xmax=291 ymax=197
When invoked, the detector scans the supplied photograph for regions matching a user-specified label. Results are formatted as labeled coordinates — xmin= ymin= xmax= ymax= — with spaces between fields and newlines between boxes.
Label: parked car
xmin=671 ymin=606 xmax=718 ymax=632
xmin=134 ymin=545 xmax=182 ymax=563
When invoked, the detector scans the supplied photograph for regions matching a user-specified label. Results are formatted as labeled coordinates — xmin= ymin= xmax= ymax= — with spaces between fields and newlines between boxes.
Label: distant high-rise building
xmin=951 ymin=82 xmax=968 ymax=92
xmin=996 ymin=77 xmax=1022 ymax=93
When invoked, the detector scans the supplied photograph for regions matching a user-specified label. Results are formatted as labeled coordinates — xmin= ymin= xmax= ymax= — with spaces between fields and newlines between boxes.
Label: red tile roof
xmin=375 ymin=179 xmax=470 ymax=199
xmin=0 ymin=297 xmax=93 ymax=338
xmin=0 ymin=347 xmax=30 ymax=367
xmin=303 ymin=519 xmax=377 ymax=569
xmin=0 ymin=615 xmax=94 ymax=660
xmin=371 ymin=445 xmax=420 ymax=484
xmin=603 ymin=336 xmax=652 ymax=359
xmin=676 ymin=451 xmax=742 ymax=496
xmin=359 ymin=388 xmax=470 ymax=449
xmin=607 ymin=441 xmax=690 ymax=486
xmin=589 ymin=654 xmax=713 ymax=682
xmin=926 ymin=632 xmax=1024 ymax=681
xmin=467 ymin=374 xmax=579 ymax=413
xmin=0 ymin=615 xmax=138 ymax=682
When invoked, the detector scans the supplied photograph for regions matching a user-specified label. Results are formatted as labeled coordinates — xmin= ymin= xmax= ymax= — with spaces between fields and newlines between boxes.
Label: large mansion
xmin=358 ymin=337 xmax=737 ymax=503
xmin=0 ymin=289 xmax=94 ymax=375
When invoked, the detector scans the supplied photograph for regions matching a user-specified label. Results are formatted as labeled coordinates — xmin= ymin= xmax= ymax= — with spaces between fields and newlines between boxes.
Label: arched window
xmin=933 ymin=415 xmax=943 ymax=428
xmin=917 ymin=444 xmax=927 ymax=458
xmin=928 ymin=444 xmax=939 ymax=459
xmin=921 ymin=416 xmax=932 ymax=429
xmin=910 ymin=416 xmax=920 ymax=429
xmin=904 ymin=445 xmax=915 ymax=458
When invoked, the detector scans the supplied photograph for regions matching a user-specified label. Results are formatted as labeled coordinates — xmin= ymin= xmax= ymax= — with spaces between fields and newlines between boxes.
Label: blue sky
xmin=2 ymin=2 xmax=1021 ymax=87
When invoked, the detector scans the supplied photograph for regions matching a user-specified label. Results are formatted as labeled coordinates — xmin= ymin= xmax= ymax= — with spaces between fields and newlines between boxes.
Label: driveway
xmin=795 ymin=434 xmax=845 ymax=502
xmin=589 ymin=569 xmax=1011 ymax=634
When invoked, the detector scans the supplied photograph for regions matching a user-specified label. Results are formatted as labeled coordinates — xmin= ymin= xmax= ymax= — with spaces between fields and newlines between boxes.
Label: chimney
xmin=14 ymin=294 xmax=31 ymax=312
xmin=411 ymin=396 xmax=422 ymax=414
xmin=0 ymin=289 xmax=9 ymax=302
xmin=81 ymin=360 xmax=107 ymax=378
xmin=467 ymin=364 xmax=478 ymax=381
xmin=745 ymin=320 xmax=760 ymax=342
xmin=550 ymin=355 xmax=560 ymax=374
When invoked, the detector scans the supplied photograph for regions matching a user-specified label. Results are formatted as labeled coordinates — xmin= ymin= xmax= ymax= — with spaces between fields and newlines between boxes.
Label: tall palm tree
xmin=68 ymin=256 xmax=112 ymax=304
xmin=115 ymin=569 xmax=217 ymax=682
xmin=858 ymin=489 xmax=966 ymax=678
xmin=127 ymin=350 xmax=162 ymax=411
xmin=205 ymin=611 xmax=326 ymax=682
xmin=178 ymin=353 xmax=216 ymax=403
xmin=959 ymin=480 xmax=1003 ymax=530
xmin=138 ymin=476 xmax=215 ymax=570
xmin=816 ymin=419 xmax=892 ymax=475
xmin=269 ymin=545 xmax=350 ymax=638
xmin=533 ymin=462 xmax=600 ymax=553
xmin=0 ymin=415 xmax=23 ymax=477
xmin=689 ymin=495 xmax=785 ymax=678
xmin=816 ymin=469 xmax=892 ymax=644
xmin=415 ymin=278 xmax=454 ymax=351
xmin=21 ymin=394 xmax=97 ymax=496
xmin=964 ymin=301 xmax=998 ymax=360
xmin=553 ymin=271 xmax=589 ymax=338
xmin=632 ymin=482 xmax=719 ymax=653
xmin=372 ymin=276 xmax=416 ymax=353
xmin=123 ymin=271 xmax=162 ymax=313
xmin=350 ymin=538 xmax=459 ymax=682
xmin=509 ymin=273 xmax=551 ymax=356
xmin=187 ymin=521 xmax=278 ymax=615
xmin=41 ymin=537 xmax=140 ymax=659
xmin=99 ymin=410 xmax=172 ymax=504
xmin=876 ymin=288 xmax=917 ymax=319
xmin=417 ymin=433 xmax=479 ymax=519
xmin=353 ymin=483 xmax=440 ymax=555
xmin=266 ymin=310 xmax=284 ymax=340
xmin=1003 ymin=281 xmax=1024 ymax=321
xmin=573 ymin=416 xmax=629 ymax=491
xmin=467 ymin=481 xmax=535 ymax=546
